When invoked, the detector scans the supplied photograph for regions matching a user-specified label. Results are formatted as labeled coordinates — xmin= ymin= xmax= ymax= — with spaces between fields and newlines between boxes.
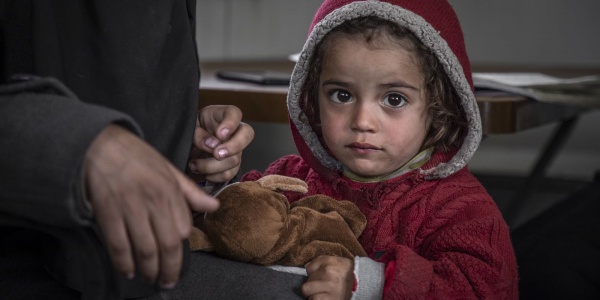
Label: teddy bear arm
xmin=291 ymin=196 xmax=367 ymax=237
xmin=289 ymin=206 xmax=367 ymax=257
xmin=280 ymin=241 xmax=358 ymax=266
xmin=251 ymin=209 xmax=310 ymax=266
xmin=189 ymin=226 xmax=214 ymax=252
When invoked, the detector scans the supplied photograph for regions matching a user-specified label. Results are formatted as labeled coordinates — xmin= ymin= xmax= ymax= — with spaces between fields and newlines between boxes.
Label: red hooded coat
xmin=244 ymin=1 xmax=518 ymax=298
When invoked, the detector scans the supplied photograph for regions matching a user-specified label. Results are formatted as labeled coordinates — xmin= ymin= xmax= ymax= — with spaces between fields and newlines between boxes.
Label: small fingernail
xmin=204 ymin=137 xmax=219 ymax=149
xmin=188 ymin=162 xmax=198 ymax=173
xmin=218 ymin=148 xmax=228 ymax=159
xmin=220 ymin=128 xmax=230 ymax=138
xmin=160 ymin=281 xmax=177 ymax=289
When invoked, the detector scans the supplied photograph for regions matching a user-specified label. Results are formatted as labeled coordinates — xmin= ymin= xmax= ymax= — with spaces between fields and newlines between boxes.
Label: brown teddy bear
xmin=189 ymin=174 xmax=367 ymax=267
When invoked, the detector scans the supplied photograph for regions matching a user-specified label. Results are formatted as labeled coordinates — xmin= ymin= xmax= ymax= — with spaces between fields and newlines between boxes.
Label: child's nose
xmin=350 ymin=101 xmax=377 ymax=132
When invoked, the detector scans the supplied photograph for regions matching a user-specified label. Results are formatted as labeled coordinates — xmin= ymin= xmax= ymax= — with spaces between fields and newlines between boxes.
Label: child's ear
xmin=421 ymin=109 xmax=435 ymax=149
xmin=424 ymin=104 xmax=433 ymax=129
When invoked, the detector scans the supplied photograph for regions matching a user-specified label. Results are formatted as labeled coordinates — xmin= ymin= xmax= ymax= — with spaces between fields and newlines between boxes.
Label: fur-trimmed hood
xmin=287 ymin=0 xmax=481 ymax=180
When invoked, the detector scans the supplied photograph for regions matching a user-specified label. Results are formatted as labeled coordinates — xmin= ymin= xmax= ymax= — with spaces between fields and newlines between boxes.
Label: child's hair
xmin=302 ymin=16 xmax=467 ymax=153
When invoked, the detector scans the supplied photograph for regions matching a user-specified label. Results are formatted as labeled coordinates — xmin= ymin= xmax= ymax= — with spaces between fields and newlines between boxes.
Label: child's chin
xmin=348 ymin=166 xmax=385 ymax=178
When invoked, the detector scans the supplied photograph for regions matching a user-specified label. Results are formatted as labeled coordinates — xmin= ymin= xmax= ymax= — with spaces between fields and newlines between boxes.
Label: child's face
xmin=318 ymin=35 xmax=430 ymax=178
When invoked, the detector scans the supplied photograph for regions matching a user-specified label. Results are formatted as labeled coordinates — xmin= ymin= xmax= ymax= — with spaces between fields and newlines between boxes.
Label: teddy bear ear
xmin=256 ymin=174 xmax=308 ymax=194
xmin=189 ymin=226 xmax=214 ymax=252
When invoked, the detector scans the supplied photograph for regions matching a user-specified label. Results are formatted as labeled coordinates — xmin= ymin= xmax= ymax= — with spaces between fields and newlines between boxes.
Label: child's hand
xmin=302 ymin=255 xmax=354 ymax=300
xmin=187 ymin=105 xmax=254 ymax=183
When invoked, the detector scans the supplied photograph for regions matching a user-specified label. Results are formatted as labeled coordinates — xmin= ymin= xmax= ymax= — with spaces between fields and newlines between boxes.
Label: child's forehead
xmin=322 ymin=33 xmax=420 ymax=67
xmin=319 ymin=37 xmax=425 ymax=88
xmin=324 ymin=27 xmax=418 ymax=54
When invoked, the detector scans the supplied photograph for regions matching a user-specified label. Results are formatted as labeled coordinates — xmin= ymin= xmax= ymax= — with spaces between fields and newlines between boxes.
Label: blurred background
xmin=195 ymin=0 xmax=600 ymax=227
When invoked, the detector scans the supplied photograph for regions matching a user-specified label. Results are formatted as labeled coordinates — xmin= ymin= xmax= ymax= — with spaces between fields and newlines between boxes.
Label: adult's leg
xmin=0 ymin=228 xmax=81 ymax=300
xmin=139 ymin=251 xmax=306 ymax=300
xmin=0 ymin=227 xmax=305 ymax=300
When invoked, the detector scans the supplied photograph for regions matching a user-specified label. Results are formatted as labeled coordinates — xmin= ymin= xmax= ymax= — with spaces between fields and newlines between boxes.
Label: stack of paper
xmin=473 ymin=73 xmax=600 ymax=108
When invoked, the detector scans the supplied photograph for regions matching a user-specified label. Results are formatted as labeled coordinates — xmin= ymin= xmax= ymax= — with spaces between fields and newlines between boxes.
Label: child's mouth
xmin=347 ymin=142 xmax=381 ymax=154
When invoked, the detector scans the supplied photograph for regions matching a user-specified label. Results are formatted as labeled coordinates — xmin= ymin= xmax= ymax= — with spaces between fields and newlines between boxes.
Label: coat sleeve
xmin=0 ymin=76 xmax=142 ymax=227
xmin=380 ymin=194 xmax=518 ymax=299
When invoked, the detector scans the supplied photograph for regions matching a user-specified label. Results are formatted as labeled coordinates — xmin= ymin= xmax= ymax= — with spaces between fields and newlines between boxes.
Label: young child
xmin=243 ymin=0 xmax=518 ymax=298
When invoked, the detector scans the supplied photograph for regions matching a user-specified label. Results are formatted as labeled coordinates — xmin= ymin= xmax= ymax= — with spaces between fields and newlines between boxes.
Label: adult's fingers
xmin=85 ymin=124 xmax=211 ymax=287
xmin=170 ymin=163 xmax=219 ymax=219
xmin=125 ymin=210 xmax=160 ymax=282
xmin=143 ymin=161 xmax=219 ymax=286
xmin=148 ymin=199 xmax=184 ymax=287
xmin=93 ymin=201 xmax=135 ymax=279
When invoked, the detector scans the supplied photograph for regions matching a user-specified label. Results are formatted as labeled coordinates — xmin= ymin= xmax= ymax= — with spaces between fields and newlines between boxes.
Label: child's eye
xmin=329 ymin=89 xmax=353 ymax=103
xmin=383 ymin=93 xmax=407 ymax=108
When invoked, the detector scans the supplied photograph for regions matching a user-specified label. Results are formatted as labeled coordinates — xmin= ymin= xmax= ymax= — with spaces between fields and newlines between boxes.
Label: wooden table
xmin=199 ymin=61 xmax=588 ymax=134
xmin=199 ymin=61 xmax=293 ymax=124
xmin=199 ymin=60 xmax=597 ymax=226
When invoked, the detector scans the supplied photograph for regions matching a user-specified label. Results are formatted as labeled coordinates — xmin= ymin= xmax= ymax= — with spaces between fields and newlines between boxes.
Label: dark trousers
xmin=0 ymin=228 xmax=305 ymax=300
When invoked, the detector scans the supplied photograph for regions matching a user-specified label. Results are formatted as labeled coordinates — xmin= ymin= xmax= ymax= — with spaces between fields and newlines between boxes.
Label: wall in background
xmin=451 ymin=1 xmax=600 ymax=68
xmin=196 ymin=0 xmax=600 ymax=181
xmin=449 ymin=0 xmax=600 ymax=180
xmin=196 ymin=0 xmax=321 ymax=61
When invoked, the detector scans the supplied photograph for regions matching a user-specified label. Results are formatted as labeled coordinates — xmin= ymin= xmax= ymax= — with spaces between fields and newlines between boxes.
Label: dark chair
xmin=511 ymin=173 xmax=600 ymax=299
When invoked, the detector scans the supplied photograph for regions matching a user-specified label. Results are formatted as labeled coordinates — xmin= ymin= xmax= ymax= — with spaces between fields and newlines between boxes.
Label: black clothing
xmin=0 ymin=1 xmax=305 ymax=299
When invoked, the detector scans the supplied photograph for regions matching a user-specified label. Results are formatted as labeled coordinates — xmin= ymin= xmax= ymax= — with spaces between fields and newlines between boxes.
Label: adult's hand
xmin=84 ymin=124 xmax=219 ymax=288
xmin=187 ymin=105 xmax=254 ymax=183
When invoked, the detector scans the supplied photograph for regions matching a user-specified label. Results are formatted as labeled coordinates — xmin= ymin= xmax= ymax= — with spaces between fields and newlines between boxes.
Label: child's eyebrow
xmin=380 ymin=82 xmax=420 ymax=91
xmin=321 ymin=79 xmax=420 ymax=91
xmin=321 ymin=79 xmax=349 ymax=87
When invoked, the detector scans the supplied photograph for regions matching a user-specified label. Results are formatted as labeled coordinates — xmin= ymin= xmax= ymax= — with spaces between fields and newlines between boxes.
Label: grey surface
xmin=144 ymin=251 xmax=306 ymax=300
